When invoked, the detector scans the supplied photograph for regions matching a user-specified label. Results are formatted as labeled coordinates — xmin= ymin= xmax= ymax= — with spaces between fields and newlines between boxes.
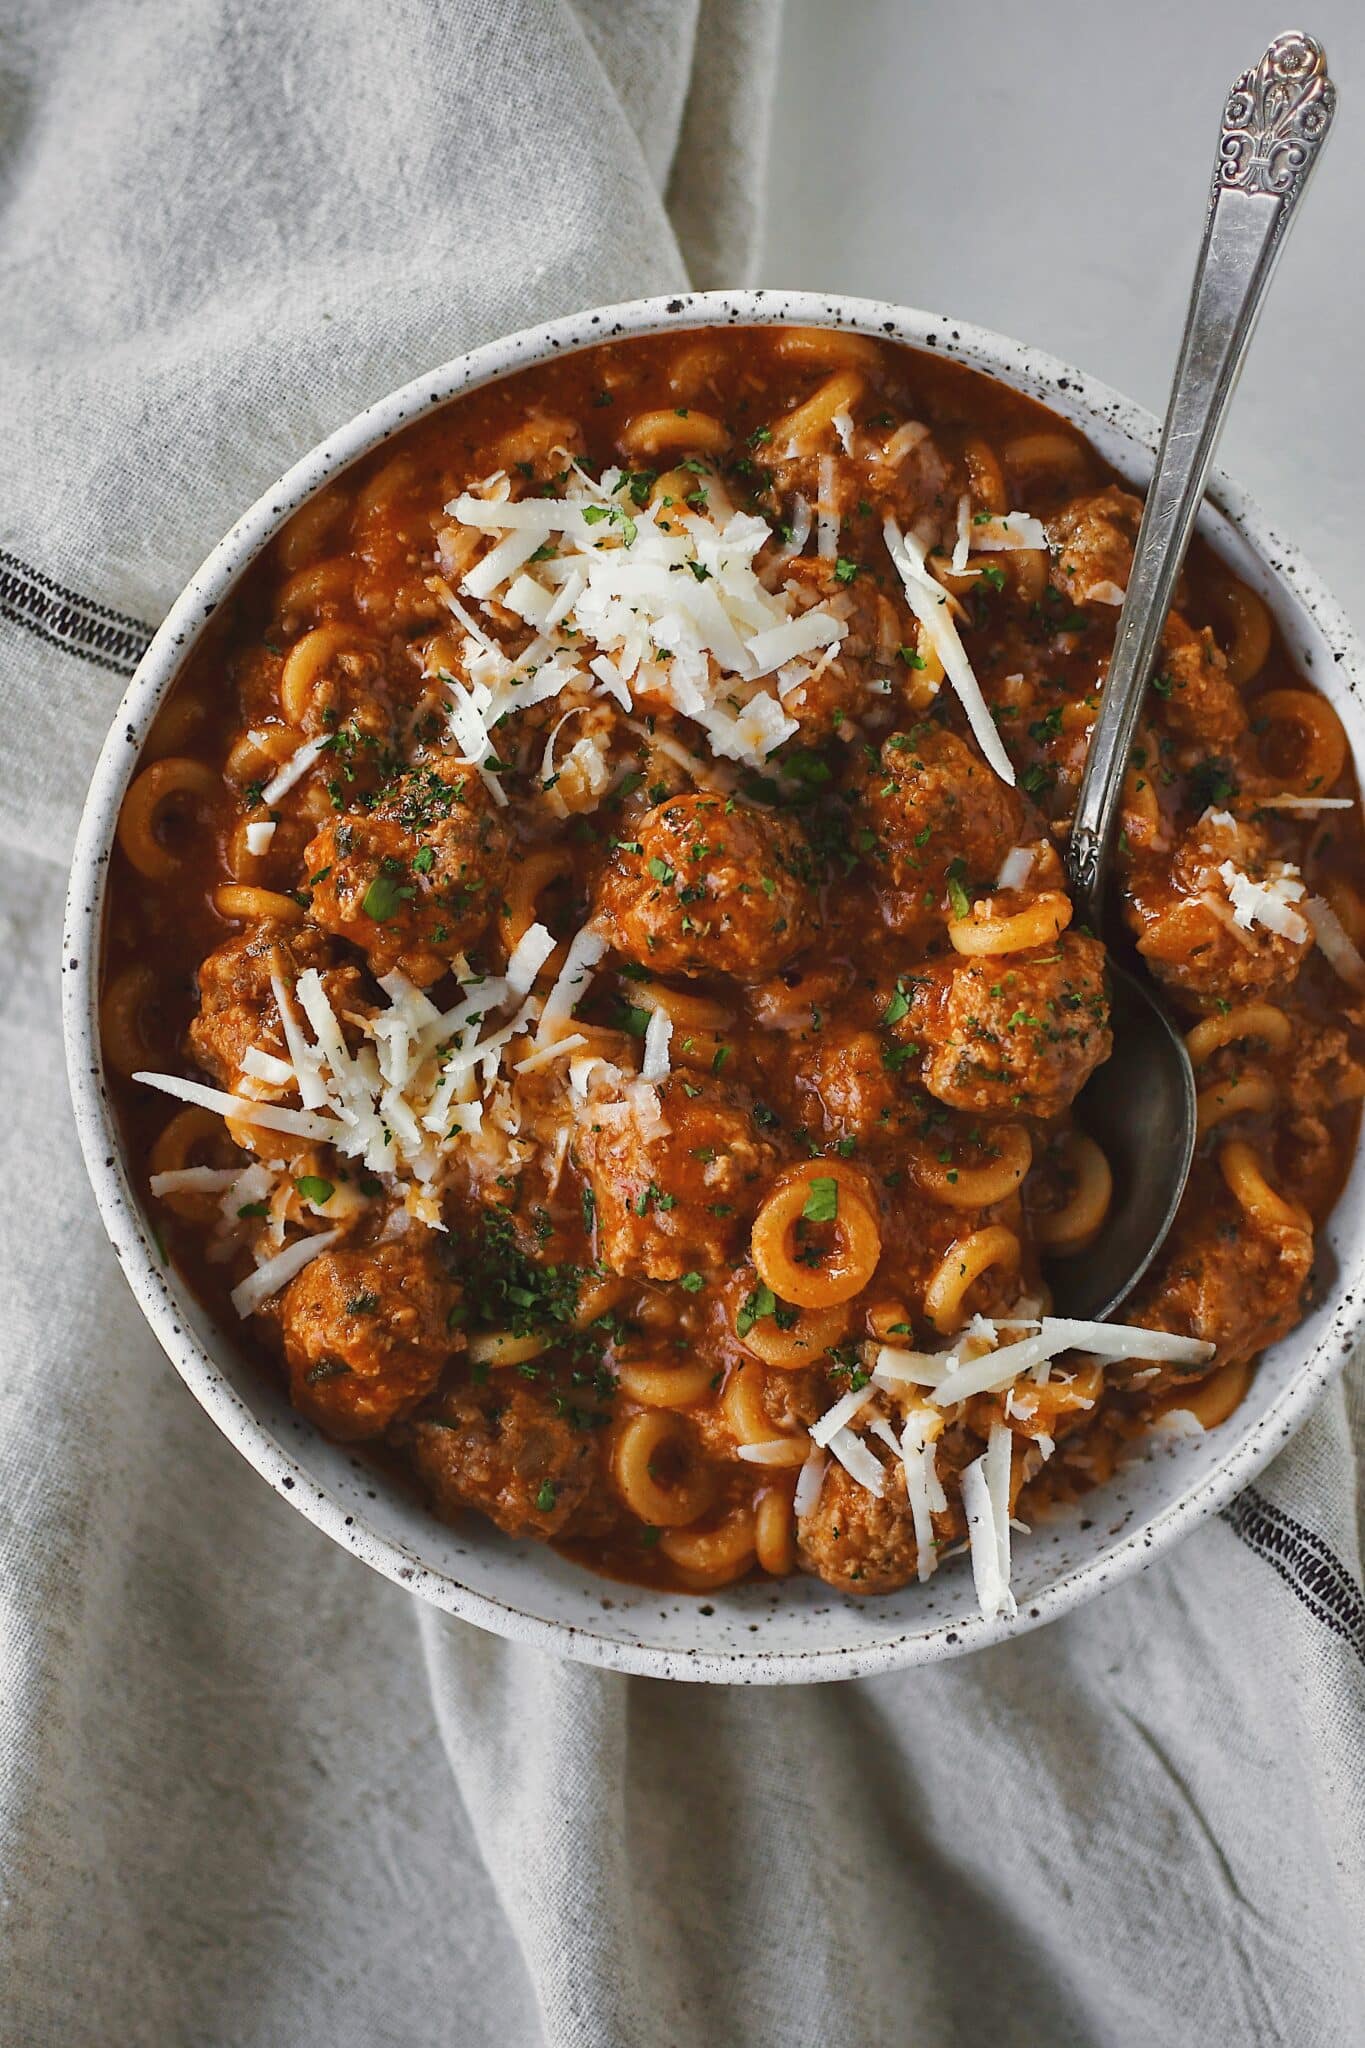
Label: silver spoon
xmin=1047 ymin=28 xmax=1336 ymax=1321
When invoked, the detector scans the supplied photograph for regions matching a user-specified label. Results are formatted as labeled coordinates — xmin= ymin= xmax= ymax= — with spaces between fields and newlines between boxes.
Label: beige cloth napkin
xmin=3 ymin=4 xmax=1363 ymax=2042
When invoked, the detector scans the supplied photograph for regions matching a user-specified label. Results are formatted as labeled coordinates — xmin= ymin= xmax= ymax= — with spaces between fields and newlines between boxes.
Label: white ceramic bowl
xmin=62 ymin=288 xmax=1365 ymax=1683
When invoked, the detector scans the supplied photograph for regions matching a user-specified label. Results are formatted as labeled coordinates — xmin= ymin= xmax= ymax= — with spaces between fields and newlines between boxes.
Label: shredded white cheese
xmin=1218 ymin=859 xmax=1310 ymax=943
xmin=883 ymin=516 xmax=1016 ymax=786
xmin=229 ymin=1226 xmax=343 ymax=1319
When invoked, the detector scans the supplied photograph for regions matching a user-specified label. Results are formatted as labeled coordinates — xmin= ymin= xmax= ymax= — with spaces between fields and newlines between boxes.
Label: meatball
xmin=860 ymin=726 xmax=1025 ymax=927
xmin=576 ymin=1073 xmax=783 ymax=1282
xmin=789 ymin=1025 xmax=903 ymax=1145
xmin=1127 ymin=812 xmax=1310 ymax=1011
xmin=1047 ymin=486 xmax=1142 ymax=606
xmin=1128 ymin=1194 xmax=1311 ymax=1373
xmin=1155 ymin=615 xmax=1246 ymax=745
xmin=396 ymin=1378 xmax=601 ymax=1540
xmin=189 ymin=920 xmax=366 ymax=1091
xmin=305 ymin=758 xmax=509 ymax=981
xmin=797 ymin=1455 xmax=920 ymax=1595
xmin=278 ymin=1239 xmax=461 ymax=1440
xmin=904 ymin=932 xmax=1112 ymax=1118
xmin=595 ymin=793 xmax=817 ymax=981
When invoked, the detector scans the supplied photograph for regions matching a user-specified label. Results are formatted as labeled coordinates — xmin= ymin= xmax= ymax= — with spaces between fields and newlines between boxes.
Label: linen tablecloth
xmin=2 ymin=4 xmax=1362 ymax=2041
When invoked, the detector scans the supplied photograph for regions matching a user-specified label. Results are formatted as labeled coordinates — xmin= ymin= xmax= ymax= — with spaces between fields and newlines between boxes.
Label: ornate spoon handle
xmin=1067 ymin=30 xmax=1337 ymax=926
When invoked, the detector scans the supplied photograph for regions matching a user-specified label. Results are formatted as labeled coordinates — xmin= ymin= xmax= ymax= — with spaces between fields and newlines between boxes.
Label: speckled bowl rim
xmin=62 ymin=287 xmax=1365 ymax=1684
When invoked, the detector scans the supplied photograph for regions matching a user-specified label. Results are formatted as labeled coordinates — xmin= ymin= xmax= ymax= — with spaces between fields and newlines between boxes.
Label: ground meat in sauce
xmin=595 ymin=792 xmax=817 ymax=980
xmin=797 ymin=1456 xmax=926 ymax=1595
xmin=304 ymin=756 xmax=509 ymax=980
xmin=860 ymin=725 xmax=1026 ymax=926
xmin=903 ymin=932 xmax=1112 ymax=1118
xmin=277 ymin=1238 xmax=461 ymax=1440
xmin=788 ymin=1025 xmax=904 ymax=1145
xmin=1156 ymin=614 xmax=1247 ymax=745
xmin=188 ymin=920 xmax=368 ymax=1090
xmin=1047 ymin=485 xmax=1142 ymax=606
xmin=576 ymin=1073 xmax=783 ymax=1282
xmin=1128 ymin=1199 xmax=1311 ymax=1374
xmin=396 ymin=1379 xmax=602 ymax=1539
xmin=1127 ymin=811 xmax=1310 ymax=1010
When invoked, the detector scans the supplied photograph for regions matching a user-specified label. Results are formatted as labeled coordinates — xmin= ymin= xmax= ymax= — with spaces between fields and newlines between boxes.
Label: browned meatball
xmin=797 ymin=1456 xmax=920 ymax=1595
xmin=1155 ymin=615 xmax=1247 ymax=745
xmin=1127 ymin=813 xmax=1310 ymax=1011
xmin=904 ymin=932 xmax=1112 ymax=1118
xmin=576 ymin=1073 xmax=783 ymax=1282
xmin=188 ymin=920 xmax=367 ymax=1090
xmin=1128 ymin=1192 xmax=1311 ymax=1373
xmin=305 ymin=758 xmax=509 ymax=981
xmin=789 ymin=1025 xmax=903 ymax=1145
xmin=860 ymin=726 xmax=1025 ymax=930
xmin=278 ymin=1239 xmax=461 ymax=1441
xmin=1047 ymin=486 xmax=1141 ymax=605
xmin=397 ymin=1379 xmax=602 ymax=1539
xmin=595 ymin=793 xmax=816 ymax=981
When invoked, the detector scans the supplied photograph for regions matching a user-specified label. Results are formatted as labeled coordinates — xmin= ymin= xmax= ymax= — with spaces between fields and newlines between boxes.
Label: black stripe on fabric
xmin=0 ymin=550 xmax=155 ymax=676
xmin=1222 ymin=1484 xmax=1365 ymax=1668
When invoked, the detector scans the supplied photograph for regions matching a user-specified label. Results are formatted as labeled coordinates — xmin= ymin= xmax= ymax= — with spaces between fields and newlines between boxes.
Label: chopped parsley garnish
xmin=295 ymin=1175 xmax=335 ymax=1207
xmin=802 ymin=1176 xmax=839 ymax=1223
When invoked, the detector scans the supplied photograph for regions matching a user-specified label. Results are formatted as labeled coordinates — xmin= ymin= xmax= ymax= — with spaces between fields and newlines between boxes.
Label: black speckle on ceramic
xmin=60 ymin=289 xmax=1365 ymax=1685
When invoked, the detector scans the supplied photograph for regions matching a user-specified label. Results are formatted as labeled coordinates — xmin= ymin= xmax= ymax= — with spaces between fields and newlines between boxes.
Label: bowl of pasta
xmin=64 ymin=288 xmax=1365 ymax=1682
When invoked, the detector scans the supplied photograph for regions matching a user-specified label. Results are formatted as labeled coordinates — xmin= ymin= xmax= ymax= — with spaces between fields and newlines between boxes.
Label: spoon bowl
xmin=1046 ymin=959 xmax=1197 ymax=1321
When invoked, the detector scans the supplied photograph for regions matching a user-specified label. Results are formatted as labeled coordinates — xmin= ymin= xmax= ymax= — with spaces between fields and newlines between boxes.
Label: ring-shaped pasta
xmin=1196 ymin=1074 xmax=1276 ymax=1136
xmin=148 ymin=1107 xmax=240 ymax=1218
xmin=754 ymin=1484 xmax=798 ymax=1576
xmin=911 ymin=1124 xmax=1033 ymax=1210
xmin=1185 ymin=1002 xmax=1292 ymax=1066
xmin=224 ymin=725 xmax=297 ymax=785
xmin=613 ymin=1357 xmax=717 ymax=1408
xmin=720 ymin=1362 xmax=806 ymax=1462
xmin=1253 ymin=687 xmax=1347 ymax=796
xmin=1009 ymin=548 xmax=1050 ymax=606
xmin=1322 ymin=877 xmax=1365 ymax=946
xmin=771 ymin=369 xmax=866 ymax=455
xmin=633 ymin=980 xmax=732 ymax=1034
xmin=1122 ymin=753 xmax=1162 ymax=847
xmin=949 ymin=892 xmax=1072 ymax=956
xmin=1009 ymin=1357 xmax=1105 ymax=1433
xmin=963 ymin=436 xmax=1008 ymax=516
xmin=1205 ymin=572 xmax=1273 ymax=688
xmin=658 ymin=1505 xmax=757 ymax=1586
xmin=101 ymin=963 xmax=162 ymax=1078
xmin=276 ymin=556 xmax=355 ymax=623
xmin=465 ymin=1330 xmax=549 ymax=1368
xmin=924 ymin=1224 xmax=1021 ymax=1334
xmin=354 ymin=453 xmax=417 ymax=521
xmin=609 ymin=1410 xmax=718 ymax=1527
xmin=1000 ymin=430 xmax=1091 ymax=492
xmin=1160 ymin=1356 xmax=1253 ymax=1430
xmin=277 ymin=486 xmax=349 ymax=571
xmin=1030 ymin=1132 xmax=1113 ymax=1253
xmin=142 ymin=692 xmax=204 ymax=760
xmin=750 ymin=1162 xmax=882 ymax=1309
xmin=117 ymin=756 xmax=220 ymax=881
xmin=499 ymin=847 xmax=574 ymax=980
xmin=771 ymin=327 xmax=881 ymax=368
xmin=617 ymin=409 xmax=730 ymax=462
xmin=572 ymin=1273 xmax=632 ymax=1329
xmin=279 ymin=623 xmax=374 ymax=726
xmin=737 ymin=1297 xmax=850 ymax=1368
xmin=213 ymin=884 xmax=304 ymax=926
xmin=1219 ymin=1139 xmax=1311 ymax=1234
xmin=666 ymin=339 xmax=730 ymax=399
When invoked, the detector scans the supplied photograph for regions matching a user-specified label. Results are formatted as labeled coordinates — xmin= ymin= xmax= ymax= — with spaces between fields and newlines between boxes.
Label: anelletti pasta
xmin=101 ymin=324 xmax=1363 ymax=1614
